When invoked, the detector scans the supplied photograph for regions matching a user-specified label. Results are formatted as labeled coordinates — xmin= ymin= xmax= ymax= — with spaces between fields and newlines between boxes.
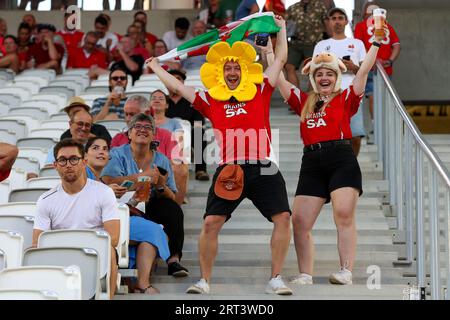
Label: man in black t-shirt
xmin=166 ymin=69 xmax=209 ymax=181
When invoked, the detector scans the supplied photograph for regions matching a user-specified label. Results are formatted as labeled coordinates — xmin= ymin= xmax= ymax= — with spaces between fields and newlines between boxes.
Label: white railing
xmin=374 ymin=62 xmax=450 ymax=300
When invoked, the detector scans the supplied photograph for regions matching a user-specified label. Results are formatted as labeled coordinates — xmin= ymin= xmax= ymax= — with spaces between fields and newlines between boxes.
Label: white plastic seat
xmin=28 ymin=128 xmax=64 ymax=139
xmin=19 ymin=148 xmax=49 ymax=169
xmin=0 ymin=265 xmax=82 ymax=300
xmin=63 ymin=68 xmax=89 ymax=76
xmin=0 ymin=93 xmax=21 ymax=106
xmin=124 ymin=90 xmax=152 ymax=98
xmin=31 ymin=93 xmax=67 ymax=110
xmin=0 ymin=182 xmax=10 ymax=204
xmin=0 ymin=129 xmax=17 ymax=145
xmin=21 ymin=69 xmax=56 ymax=82
xmin=0 ymin=101 xmax=10 ymax=116
xmin=26 ymin=177 xmax=60 ymax=189
xmin=13 ymin=75 xmax=49 ymax=88
xmin=0 ymin=119 xmax=28 ymax=140
xmin=23 ymin=247 xmax=100 ymax=300
xmin=0 ymin=215 xmax=35 ymax=249
xmin=83 ymin=86 xmax=110 ymax=94
xmin=0 ymin=202 xmax=36 ymax=216
xmin=39 ymin=120 xmax=67 ymax=130
xmin=8 ymin=81 xmax=40 ymax=95
xmin=0 ymin=230 xmax=24 ymax=268
xmin=0 ymin=87 xmax=31 ymax=101
xmin=96 ymin=120 xmax=127 ymax=132
xmin=39 ymin=166 xmax=58 ymax=177
xmin=0 ymin=250 xmax=5 ymax=271
xmin=21 ymin=100 xmax=61 ymax=115
xmin=8 ymin=188 xmax=50 ymax=203
xmin=1 ymin=115 xmax=40 ymax=132
xmin=9 ymin=107 xmax=50 ymax=120
xmin=49 ymin=80 xmax=84 ymax=95
xmin=2 ymin=168 xmax=27 ymax=190
xmin=0 ymin=289 xmax=59 ymax=300
xmin=40 ymin=86 xmax=75 ymax=99
xmin=56 ymin=75 xmax=90 ymax=89
xmin=139 ymin=74 xmax=159 ymax=80
xmin=12 ymin=156 xmax=40 ymax=175
xmin=90 ymin=79 xmax=109 ymax=87
xmin=38 ymin=229 xmax=112 ymax=300
xmin=16 ymin=137 xmax=58 ymax=149
xmin=78 ymin=93 xmax=105 ymax=107
xmin=117 ymin=204 xmax=129 ymax=268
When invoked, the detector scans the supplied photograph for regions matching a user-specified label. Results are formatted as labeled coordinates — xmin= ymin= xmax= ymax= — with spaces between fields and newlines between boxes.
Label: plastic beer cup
xmin=135 ymin=176 xmax=151 ymax=202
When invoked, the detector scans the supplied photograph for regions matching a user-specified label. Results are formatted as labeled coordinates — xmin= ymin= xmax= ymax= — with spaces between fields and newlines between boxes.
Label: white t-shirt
xmin=96 ymin=32 xmax=118 ymax=51
xmin=313 ymin=37 xmax=366 ymax=89
xmin=162 ymin=30 xmax=193 ymax=51
xmin=34 ymin=179 xmax=120 ymax=231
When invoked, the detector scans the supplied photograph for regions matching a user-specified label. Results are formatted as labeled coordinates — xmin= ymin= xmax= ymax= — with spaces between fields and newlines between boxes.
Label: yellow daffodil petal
xmin=200 ymin=63 xmax=220 ymax=89
xmin=246 ymin=63 xmax=264 ymax=84
xmin=209 ymin=85 xmax=232 ymax=101
xmin=206 ymin=42 xmax=232 ymax=63
xmin=230 ymin=41 xmax=257 ymax=64
xmin=234 ymin=83 xmax=257 ymax=102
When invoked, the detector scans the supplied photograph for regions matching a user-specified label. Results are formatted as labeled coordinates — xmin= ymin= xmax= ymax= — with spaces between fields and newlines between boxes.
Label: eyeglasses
xmin=72 ymin=121 xmax=92 ymax=129
xmin=133 ymin=124 xmax=153 ymax=132
xmin=56 ymin=156 xmax=82 ymax=167
xmin=111 ymin=76 xmax=127 ymax=81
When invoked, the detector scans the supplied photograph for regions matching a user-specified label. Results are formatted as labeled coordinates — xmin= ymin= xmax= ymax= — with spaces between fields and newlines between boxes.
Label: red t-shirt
xmin=192 ymin=78 xmax=275 ymax=163
xmin=146 ymin=32 xmax=158 ymax=46
xmin=354 ymin=19 xmax=400 ymax=75
xmin=67 ymin=47 xmax=108 ymax=69
xmin=27 ymin=42 xmax=65 ymax=65
xmin=287 ymin=86 xmax=363 ymax=146
xmin=0 ymin=37 xmax=5 ymax=56
xmin=0 ymin=169 xmax=11 ymax=182
xmin=110 ymin=127 xmax=177 ymax=160
xmin=56 ymin=30 xmax=84 ymax=51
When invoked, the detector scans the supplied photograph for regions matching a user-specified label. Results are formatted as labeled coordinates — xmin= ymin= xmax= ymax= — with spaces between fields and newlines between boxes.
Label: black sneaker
xmin=168 ymin=262 xmax=189 ymax=277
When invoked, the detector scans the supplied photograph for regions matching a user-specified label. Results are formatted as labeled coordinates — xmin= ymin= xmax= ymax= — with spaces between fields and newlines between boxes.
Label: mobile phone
xmin=120 ymin=180 xmax=134 ymax=190
xmin=342 ymin=55 xmax=351 ymax=61
xmin=157 ymin=166 xmax=168 ymax=176
xmin=256 ymin=33 xmax=269 ymax=46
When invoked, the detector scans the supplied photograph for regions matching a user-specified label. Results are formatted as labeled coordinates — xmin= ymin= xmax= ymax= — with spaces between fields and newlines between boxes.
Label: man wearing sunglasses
xmin=33 ymin=138 xmax=120 ymax=299
xmin=45 ymin=109 xmax=94 ymax=165
xmin=91 ymin=67 xmax=129 ymax=122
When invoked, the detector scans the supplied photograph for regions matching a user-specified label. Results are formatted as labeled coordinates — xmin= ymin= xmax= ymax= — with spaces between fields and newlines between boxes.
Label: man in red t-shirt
xmin=147 ymin=16 xmax=294 ymax=296
xmin=354 ymin=2 xmax=401 ymax=120
xmin=26 ymin=24 xmax=65 ymax=74
xmin=57 ymin=12 xmax=84 ymax=62
xmin=67 ymin=31 xmax=108 ymax=71
xmin=133 ymin=11 xmax=158 ymax=46
xmin=0 ymin=143 xmax=18 ymax=183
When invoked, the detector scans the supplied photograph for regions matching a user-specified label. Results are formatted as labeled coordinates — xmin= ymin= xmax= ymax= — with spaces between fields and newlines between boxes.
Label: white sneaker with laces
xmin=265 ymin=275 xmax=293 ymax=295
xmin=329 ymin=268 xmax=353 ymax=285
xmin=186 ymin=279 xmax=210 ymax=294
xmin=289 ymin=273 xmax=313 ymax=285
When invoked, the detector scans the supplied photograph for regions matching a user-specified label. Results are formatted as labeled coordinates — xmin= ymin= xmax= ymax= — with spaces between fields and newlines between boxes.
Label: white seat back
xmin=0 ymin=250 xmax=5 ymax=271
xmin=0 ymin=202 xmax=36 ymax=216
xmin=96 ymin=120 xmax=127 ymax=132
xmin=0 ymin=215 xmax=34 ymax=249
xmin=26 ymin=177 xmax=60 ymax=189
xmin=8 ymin=188 xmax=50 ymax=203
xmin=23 ymin=247 xmax=100 ymax=300
xmin=2 ymin=168 xmax=27 ymax=190
xmin=38 ymin=229 xmax=111 ymax=300
xmin=0 ymin=289 xmax=59 ymax=300
xmin=28 ymin=128 xmax=64 ymax=139
xmin=13 ymin=156 xmax=40 ymax=174
xmin=0 ymin=230 xmax=24 ymax=268
xmin=16 ymin=137 xmax=58 ymax=149
xmin=0 ymin=266 xmax=81 ymax=300
xmin=0 ymin=129 xmax=17 ymax=145
xmin=18 ymin=148 xmax=49 ymax=168
xmin=0 ymin=182 xmax=9 ymax=205
xmin=39 ymin=166 xmax=58 ymax=177
xmin=117 ymin=204 xmax=129 ymax=268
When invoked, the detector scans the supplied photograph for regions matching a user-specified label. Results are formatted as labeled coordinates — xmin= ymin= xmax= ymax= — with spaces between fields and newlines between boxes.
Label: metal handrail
xmin=374 ymin=61 xmax=450 ymax=300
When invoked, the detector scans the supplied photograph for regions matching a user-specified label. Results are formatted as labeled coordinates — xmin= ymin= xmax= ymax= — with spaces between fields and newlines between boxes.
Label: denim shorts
xmin=350 ymin=102 xmax=366 ymax=137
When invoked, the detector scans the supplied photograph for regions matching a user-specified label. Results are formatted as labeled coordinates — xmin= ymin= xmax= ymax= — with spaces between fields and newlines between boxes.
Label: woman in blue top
xmin=150 ymin=89 xmax=189 ymax=205
xmin=102 ymin=113 xmax=189 ymax=278
xmin=84 ymin=136 xmax=171 ymax=294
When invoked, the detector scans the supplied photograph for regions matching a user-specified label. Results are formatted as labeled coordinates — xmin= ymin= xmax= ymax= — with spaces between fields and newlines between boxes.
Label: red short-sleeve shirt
xmin=287 ymin=86 xmax=363 ymax=146
xmin=192 ymin=78 xmax=275 ymax=163
xmin=67 ymin=47 xmax=108 ymax=69
xmin=27 ymin=42 xmax=65 ymax=65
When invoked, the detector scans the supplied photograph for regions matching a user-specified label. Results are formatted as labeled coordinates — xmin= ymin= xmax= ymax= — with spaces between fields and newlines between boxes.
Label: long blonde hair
xmin=300 ymin=91 xmax=340 ymax=123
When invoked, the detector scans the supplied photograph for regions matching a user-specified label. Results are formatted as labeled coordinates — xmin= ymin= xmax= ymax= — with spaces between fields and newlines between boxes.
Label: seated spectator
xmin=198 ymin=0 xmax=221 ymax=29
xmin=127 ymin=24 xmax=150 ymax=60
xmin=57 ymin=12 xmax=84 ymax=60
xmin=45 ymin=108 xmax=93 ymax=165
xmin=102 ymin=113 xmax=189 ymax=278
xmin=91 ymin=68 xmax=128 ymax=121
xmin=33 ymin=139 xmax=120 ymax=299
xmin=143 ymin=39 xmax=181 ymax=74
xmin=60 ymin=96 xmax=112 ymax=143
xmin=111 ymin=95 xmax=177 ymax=160
xmin=150 ymin=89 xmax=189 ymax=205
xmin=68 ymin=31 xmax=108 ymax=73
xmin=0 ymin=35 xmax=20 ymax=73
xmin=94 ymin=14 xmax=118 ymax=52
xmin=0 ymin=18 xmax=7 ymax=56
xmin=17 ymin=22 xmax=32 ymax=72
xmin=133 ymin=10 xmax=158 ymax=46
xmin=0 ymin=142 xmax=18 ymax=182
xmin=84 ymin=136 xmax=170 ymax=294
xmin=166 ymin=69 xmax=209 ymax=181
xmin=26 ymin=23 xmax=64 ymax=74
xmin=162 ymin=17 xmax=192 ymax=51
xmin=181 ymin=20 xmax=207 ymax=71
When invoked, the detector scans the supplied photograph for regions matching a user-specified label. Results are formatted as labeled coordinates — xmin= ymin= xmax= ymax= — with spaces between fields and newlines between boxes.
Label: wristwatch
xmin=157 ymin=186 xmax=165 ymax=193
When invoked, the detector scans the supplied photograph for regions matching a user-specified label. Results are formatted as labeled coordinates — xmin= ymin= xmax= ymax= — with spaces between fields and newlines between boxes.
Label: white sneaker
xmin=329 ymin=268 xmax=353 ymax=285
xmin=186 ymin=279 xmax=210 ymax=294
xmin=265 ymin=275 xmax=293 ymax=295
xmin=289 ymin=273 xmax=313 ymax=285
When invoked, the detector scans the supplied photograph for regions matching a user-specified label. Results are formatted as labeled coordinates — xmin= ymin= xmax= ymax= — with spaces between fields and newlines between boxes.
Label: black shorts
xmin=295 ymin=144 xmax=363 ymax=203
xmin=205 ymin=161 xmax=291 ymax=222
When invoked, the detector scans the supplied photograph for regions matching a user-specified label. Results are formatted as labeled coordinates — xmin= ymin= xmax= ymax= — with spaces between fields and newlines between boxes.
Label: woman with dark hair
xmin=84 ymin=136 xmax=170 ymax=294
xmin=101 ymin=113 xmax=189 ymax=278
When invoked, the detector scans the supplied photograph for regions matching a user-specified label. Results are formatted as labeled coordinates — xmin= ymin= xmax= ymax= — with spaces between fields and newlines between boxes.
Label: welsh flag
xmin=157 ymin=12 xmax=280 ymax=62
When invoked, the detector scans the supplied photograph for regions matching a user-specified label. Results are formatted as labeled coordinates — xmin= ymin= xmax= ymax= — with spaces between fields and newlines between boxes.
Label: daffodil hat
xmin=200 ymin=41 xmax=264 ymax=101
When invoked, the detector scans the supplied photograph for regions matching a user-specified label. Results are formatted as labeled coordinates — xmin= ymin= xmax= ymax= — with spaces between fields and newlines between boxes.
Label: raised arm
xmin=146 ymin=57 xmax=196 ymax=103
xmin=352 ymin=27 xmax=387 ymax=96
xmin=264 ymin=15 xmax=288 ymax=87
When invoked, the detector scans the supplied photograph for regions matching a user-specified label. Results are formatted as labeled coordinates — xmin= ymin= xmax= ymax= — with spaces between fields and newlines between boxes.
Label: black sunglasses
xmin=111 ymin=76 xmax=127 ymax=81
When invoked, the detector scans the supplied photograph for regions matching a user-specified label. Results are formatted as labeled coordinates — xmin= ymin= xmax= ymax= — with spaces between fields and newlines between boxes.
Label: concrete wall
xmin=0 ymin=9 xmax=199 ymax=40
